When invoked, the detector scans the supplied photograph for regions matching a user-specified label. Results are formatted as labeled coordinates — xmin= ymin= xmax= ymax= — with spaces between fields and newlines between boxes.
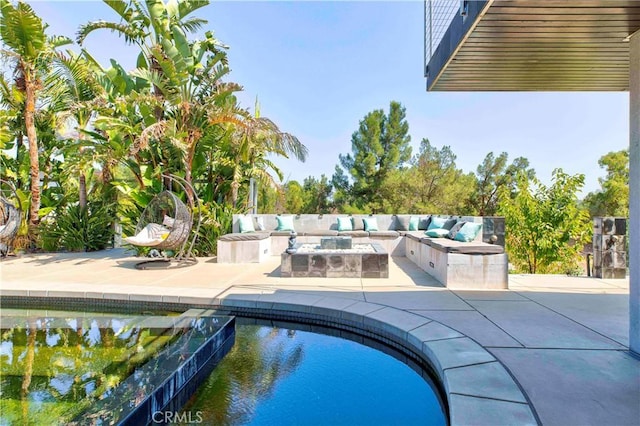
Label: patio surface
xmin=1 ymin=249 xmax=638 ymax=426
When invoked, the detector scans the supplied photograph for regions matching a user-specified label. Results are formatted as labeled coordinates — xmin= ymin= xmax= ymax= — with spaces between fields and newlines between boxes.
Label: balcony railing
xmin=424 ymin=0 xmax=461 ymax=76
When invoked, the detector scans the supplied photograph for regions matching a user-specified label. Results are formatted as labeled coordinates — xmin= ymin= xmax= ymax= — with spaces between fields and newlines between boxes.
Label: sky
xmin=27 ymin=0 xmax=630 ymax=195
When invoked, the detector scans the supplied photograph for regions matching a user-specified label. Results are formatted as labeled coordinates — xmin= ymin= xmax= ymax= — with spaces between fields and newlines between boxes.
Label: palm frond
xmin=76 ymin=20 xmax=142 ymax=45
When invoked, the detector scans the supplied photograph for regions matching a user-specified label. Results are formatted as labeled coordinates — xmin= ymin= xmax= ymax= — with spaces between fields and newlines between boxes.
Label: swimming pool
xmin=0 ymin=307 xmax=446 ymax=425
xmin=180 ymin=318 xmax=447 ymax=425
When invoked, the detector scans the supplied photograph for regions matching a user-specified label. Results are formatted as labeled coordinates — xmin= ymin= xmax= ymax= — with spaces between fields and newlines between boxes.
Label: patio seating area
xmin=0 ymin=249 xmax=637 ymax=425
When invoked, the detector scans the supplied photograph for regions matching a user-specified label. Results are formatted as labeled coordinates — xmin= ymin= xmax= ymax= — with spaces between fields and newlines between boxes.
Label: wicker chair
xmin=124 ymin=175 xmax=201 ymax=269
xmin=0 ymin=180 xmax=22 ymax=257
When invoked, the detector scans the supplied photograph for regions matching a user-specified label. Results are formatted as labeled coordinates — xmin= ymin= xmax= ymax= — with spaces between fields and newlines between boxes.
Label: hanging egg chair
xmin=124 ymin=174 xmax=201 ymax=269
xmin=0 ymin=179 xmax=22 ymax=257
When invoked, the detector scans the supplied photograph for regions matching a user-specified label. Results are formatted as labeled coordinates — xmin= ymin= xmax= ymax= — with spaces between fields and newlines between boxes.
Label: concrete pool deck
xmin=1 ymin=249 xmax=638 ymax=425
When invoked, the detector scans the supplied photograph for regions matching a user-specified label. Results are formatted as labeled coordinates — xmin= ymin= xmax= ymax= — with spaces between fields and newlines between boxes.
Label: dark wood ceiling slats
xmin=429 ymin=1 xmax=640 ymax=91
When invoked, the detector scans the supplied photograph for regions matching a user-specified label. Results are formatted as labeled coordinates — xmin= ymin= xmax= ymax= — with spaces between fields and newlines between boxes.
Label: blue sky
xmin=29 ymin=0 xmax=629 ymax=194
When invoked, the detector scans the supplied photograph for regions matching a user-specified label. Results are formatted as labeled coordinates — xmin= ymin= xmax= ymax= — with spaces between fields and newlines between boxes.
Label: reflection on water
xmin=0 ymin=310 xmax=179 ymax=425
xmin=180 ymin=323 xmax=446 ymax=426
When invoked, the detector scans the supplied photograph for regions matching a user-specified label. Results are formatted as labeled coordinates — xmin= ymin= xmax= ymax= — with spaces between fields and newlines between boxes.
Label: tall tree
xmin=0 ymin=0 xmax=71 ymax=226
xmin=381 ymin=138 xmax=474 ymax=214
xmin=584 ymin=149 xmax=629 ymax=217
xmin=498 ymin=169 xmax=591 ymax=274
xmin=470 ymin=152 xmax=535 ymax=216
xmin=302 ymin=174 xmax=332 ymax=213
xmin=338 ymin=101 xmax=411 ymax=212
xmin=284 ymin=180 xmax=304 ymax=213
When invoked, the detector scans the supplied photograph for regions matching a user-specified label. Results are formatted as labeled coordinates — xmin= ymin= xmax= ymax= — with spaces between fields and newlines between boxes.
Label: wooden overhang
xmin=426 ymin=0 xmax=640 ymax=91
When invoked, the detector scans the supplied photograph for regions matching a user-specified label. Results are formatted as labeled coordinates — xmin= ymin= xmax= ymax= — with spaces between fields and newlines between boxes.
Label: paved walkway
xmin=1 ymin=249 xmax=638 ymax=425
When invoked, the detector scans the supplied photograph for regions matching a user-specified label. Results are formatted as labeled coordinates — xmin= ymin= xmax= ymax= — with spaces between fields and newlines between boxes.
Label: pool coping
xmin=1 ymin=289 xmax=539 ymax=426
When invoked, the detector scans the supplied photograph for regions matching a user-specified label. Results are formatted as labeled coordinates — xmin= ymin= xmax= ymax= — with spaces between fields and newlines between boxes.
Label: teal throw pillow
xmin=428 ymin=217 xmax=447 ymax=230
xmin=425 ymin=228 xmax=449 ymax=238
xmin=363 ymin=217 xmax=378 ymax=231
xmin=454 ymin=222 xmax=483 ymax=242
xmin=238 ymin=215 xmax=255 ymax=233
xmin=337 ymin=217 xmax=353 ymax=231
xmin=276 ymin=215 xmax=295 ymax=232
xmin=409 ymin=216 xmax=419 ymax=231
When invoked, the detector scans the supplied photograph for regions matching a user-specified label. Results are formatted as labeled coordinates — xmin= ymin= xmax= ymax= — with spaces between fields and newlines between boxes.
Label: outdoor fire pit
xmin=280 ymin=238 xmax=388 ymax=278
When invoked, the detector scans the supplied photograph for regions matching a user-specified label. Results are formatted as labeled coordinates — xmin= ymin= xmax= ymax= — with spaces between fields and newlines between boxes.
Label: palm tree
xmin=0 ymin=0 xmax=71 ymax=226
xmin=48 ymin=50 xmax=107 ymax=209
xmin=223 ymin=101 xmax=308 ymax=208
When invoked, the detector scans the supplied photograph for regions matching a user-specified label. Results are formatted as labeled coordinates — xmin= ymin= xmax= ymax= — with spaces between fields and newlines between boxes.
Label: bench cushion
xmin=303 ymin=230 xmax=340 ymax=236
xmin=219 ymin=232 xmax=270 ymax=241
xmin=337 ymin=230 xmax=369 ymax=237
xmin=424 ymin=238 xmax=504 ymax=254
xmin=368 ymin=230 xmax=400 ymax=238
xmin=270 ymin=231 xmax=296 ymax=236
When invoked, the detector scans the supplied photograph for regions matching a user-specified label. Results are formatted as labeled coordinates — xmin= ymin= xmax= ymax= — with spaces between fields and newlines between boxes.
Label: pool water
xmin=180 ymin=321 xmax=447 ymax=425
xmin=0 ymin=309 xmax=233 ymax=425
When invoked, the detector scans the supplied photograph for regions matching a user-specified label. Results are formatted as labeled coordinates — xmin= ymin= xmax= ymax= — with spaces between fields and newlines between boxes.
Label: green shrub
xmin=192 ymin=201 xmax=239 ymax=256
xmin=39 ymin=203 xmax=115 ymax=252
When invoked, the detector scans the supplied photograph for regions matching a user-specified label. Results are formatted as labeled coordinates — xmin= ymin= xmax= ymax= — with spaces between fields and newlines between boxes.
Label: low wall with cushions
xmin=229 ymin=214 xmax=492 ymax=256
xmin=405 ymin=234 xmax=508 ymax=289
xmin=219 ymin=214 xmax=508 ymax=289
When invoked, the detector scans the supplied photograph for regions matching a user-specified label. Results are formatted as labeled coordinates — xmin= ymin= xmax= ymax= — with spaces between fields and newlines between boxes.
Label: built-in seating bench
xmin=405 ymin=233 xmax=508 ymax=289
xmin=217 ymin=214 xmax=508 ymax=289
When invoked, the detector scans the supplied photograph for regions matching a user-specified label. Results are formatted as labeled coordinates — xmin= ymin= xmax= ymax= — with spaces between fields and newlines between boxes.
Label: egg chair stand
xmin=0 ymin=179 xmax=22 ymax=258
xmin=124 ymin=174 xmax=201 ymax=270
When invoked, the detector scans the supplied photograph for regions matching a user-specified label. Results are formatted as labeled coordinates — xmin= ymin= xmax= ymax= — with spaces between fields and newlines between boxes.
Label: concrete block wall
xmin=593 ymin=217 xmax=628 ymax=279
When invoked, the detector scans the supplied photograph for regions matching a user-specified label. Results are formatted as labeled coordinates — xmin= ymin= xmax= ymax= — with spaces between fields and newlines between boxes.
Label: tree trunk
xmin=24 ymin=75 xmax=40 ymax=227
xmin=79 ymin=172 xmax=87 ymax=210
xmin=15 ymin=132 xmax=23 ymax=187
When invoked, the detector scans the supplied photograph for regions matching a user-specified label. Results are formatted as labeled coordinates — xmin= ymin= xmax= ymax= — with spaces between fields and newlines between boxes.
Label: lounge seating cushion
xmin=418 ymin=216 xmax=432 ymax=230
xmin=338 ymin=230 xmax=369 ymax=237
xmin=442 ymin=218 xmax=458 ymax=230
xmin=409 ymin=216 xmax=419 ymax=231
xmin=270 ymin=231 xmax=295 ymax=237
xmin=276 ymin=216 xmax=295 ymax=231
xmin=351 ymin=216 xmax=365 ymax=231
xmin=368 ymin=230 xmax=400 ymax=238
xmin=219 ymin=232 xmax=270 ymax=241
xmin=238 ymin=215 xmax=255 ymax=233
xmin=363 ymin=217 xmax=378 ymax=231
xmin=302 ymin=230 xmax=340 ymax=236
xmin=446 ymin=221 xmax=466 ymax=239
xmin=124 ymin=223 xmax=170 ymax=246
xmin=425 ymin=229 xmax=449 ymax=238
xmin=337 ymin=217 xmax=353 ymax=231
xmin=454 ymin=222 xmax=483 ymax=242
xmin=425 ymin=238 xmax=504 ymax=254
xmin=428 ymin=217 xmax=447 ymax=229
xmin=395 ymin=215 xmax=410 ymax=231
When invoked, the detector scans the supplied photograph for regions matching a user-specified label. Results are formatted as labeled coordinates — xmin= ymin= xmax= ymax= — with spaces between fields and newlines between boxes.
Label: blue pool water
xmin=180 ymin=321 xmax=447 ymax=425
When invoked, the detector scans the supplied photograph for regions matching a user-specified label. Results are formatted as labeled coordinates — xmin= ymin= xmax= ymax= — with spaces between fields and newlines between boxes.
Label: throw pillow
xmin=276 ymin=215 xmax=295 ymax=232
xmin=337 ymin=217 xmax=353 ymax=231
xmin=162 ymin=215 xmax=175 ymax=228
xmin=454 ymin=222 xmax=483 ymax=242
xmin=363 ymin=217 xmax=378 ymax=231
xmin=418 ymin=216 xmax=432 ymax=230
xmin=255 ymin=216 xmax=265 ymax=231
xmin=409 ymin=216 xmax=419 ymax=231
xmin=395 ymin=215 xmax=410 ymax=231
xmin=425 ymin=228 xmax=449 ymax=238
xmin=351 ymin=216 xmax=365 ymax=231
xmin=239 ymin=215 xmax=255 ymax=233
xmin=442 ymin=218 xmax=458 ymax=230
xmin=428 ymin=217 xmax=447 ymax=230
xmin=446 ymin=221 xmax=466 ymax=239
